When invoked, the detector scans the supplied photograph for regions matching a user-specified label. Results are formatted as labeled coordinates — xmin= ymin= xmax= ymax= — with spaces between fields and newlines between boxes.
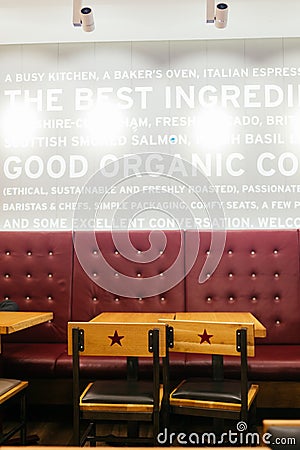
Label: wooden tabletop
xmin=0 ymin=311 xmax=53 ymax=334
xmin=175 ymin=312 xmax=266 ymax=338
xmin=90 ymin=312 xmax=175 ymax=323
xmin=91 ymin=312 xmax=266 ymax=338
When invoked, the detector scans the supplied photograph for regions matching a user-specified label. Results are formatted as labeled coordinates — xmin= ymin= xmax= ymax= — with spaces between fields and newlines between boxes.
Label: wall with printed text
xmin=1 ymin=38 xmax=300 ymax=231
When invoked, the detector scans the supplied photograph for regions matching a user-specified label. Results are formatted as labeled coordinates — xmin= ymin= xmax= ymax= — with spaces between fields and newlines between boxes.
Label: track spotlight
xmin=215 ymin=3 xmax=228 ymax=28
xmin=206 ymin=0 xmax=229 ymax=28
xmin=80 ymin=7 xmax=95 ymax=32
xmin=73 ymin=0 xmax=95 ymax=32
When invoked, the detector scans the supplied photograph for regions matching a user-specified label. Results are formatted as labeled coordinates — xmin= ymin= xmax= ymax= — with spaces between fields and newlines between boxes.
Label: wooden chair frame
xmin=263 ymin=419 xmax=300 ymax=449
xmin=68 ymin=321 xmax=173 ymax=446
xmin=0 ymin=379 xmax=28 ymax=445
xmin=161 ymin=319 xmax=258 ymax=434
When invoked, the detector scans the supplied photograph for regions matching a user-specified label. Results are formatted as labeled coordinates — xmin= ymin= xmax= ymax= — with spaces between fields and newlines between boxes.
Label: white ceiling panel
xmin=0 ymin=0 xmax=299 ymax=45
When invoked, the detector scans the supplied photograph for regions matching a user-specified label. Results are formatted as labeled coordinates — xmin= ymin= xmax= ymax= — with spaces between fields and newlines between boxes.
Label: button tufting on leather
xmin=27 ymin=251 xmax=32 ymax=256
xmin=137 ymin=273 xmax=142 ymax=277
xmin=273 ymin=249 xmax=278 ymax=254
xmin=251 ymin=250 xmax=256 ymax=255
xmin=5 ymin=251 xmax=10 ymax=255
xmin=274 ymin=273 xmax=279 ymax=278
xmin=4 ymin=274 xmax=10 ymax=278
xmin=48 ymin=273 xmax=53 ymax=278
xmin=48 ymin=251 xmax=53 ymax=256
xmin=27 ymin=273 xmax=32 ymax=278
xmin=251 ymin=273 xmax=256 ymax=278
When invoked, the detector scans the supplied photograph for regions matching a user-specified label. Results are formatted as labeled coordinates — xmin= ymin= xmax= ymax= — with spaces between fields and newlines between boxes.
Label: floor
xmin=3 ymin=405 xmax=300 ymax=447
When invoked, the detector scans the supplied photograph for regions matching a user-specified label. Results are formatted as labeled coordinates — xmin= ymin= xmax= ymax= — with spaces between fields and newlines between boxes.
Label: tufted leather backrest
xmin=71 ymin=230 xmax=185 ymax=321
xmin=0 ymin=231 xmax=73 ymax=343
xmin=1 ymin=229 xmax=299 ymax=346
xmin=185 ymin=229 xmax=300 ymax=344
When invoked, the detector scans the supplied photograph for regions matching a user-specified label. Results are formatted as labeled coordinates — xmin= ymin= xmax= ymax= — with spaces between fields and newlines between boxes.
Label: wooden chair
xmin=68 ymin=321 xmax=173 ymax=446
xmin=161 ymin=319 xmax=258 ymax=435
xmin=263 ymin=420 xmax=300 ymax=449
xmin=0 ymin=378 xmax=28 ymax=445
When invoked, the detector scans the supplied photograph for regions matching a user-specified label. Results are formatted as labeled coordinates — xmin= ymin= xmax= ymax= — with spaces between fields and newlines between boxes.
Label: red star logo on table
xmin=198 ymin=329 xmax=213 ymax=344
xmin=108 ymin=330 xmax=124 ymax=346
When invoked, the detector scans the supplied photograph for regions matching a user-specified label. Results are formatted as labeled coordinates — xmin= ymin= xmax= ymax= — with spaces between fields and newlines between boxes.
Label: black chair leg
xmin=248 ymin=399 xmax=258 ymax=433
xmin=89 ymin=422 xmax=96 ymax=446
xmin=20 ymin=392 xmax=27 ymax=445
xmin=127 ymin=421 xmax=139 ymax=439
xmin=213 ymin=417 xmax=224 ymax=435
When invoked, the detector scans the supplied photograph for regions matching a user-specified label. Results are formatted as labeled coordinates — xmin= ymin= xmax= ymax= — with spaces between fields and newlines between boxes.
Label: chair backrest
xmin=67 ymin=322 xmax=168 ymax=358
xmin=159 ymin=319 xmax=255 ymax=357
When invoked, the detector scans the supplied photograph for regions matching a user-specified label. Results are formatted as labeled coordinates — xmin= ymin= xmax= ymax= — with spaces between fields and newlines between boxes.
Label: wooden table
xmin=90 ymin=312 xmax=175 ymax=323
xmin=0 ymin=311 xmax=53 ymax=334
xmin=0 ymin=311 xmax=53 ymax=352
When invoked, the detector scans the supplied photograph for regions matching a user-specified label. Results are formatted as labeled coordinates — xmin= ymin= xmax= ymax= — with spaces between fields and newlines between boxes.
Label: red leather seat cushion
xmin=249 ymin=345 xmax=300 ymax=380
xmin=55 ymin=351 xmax=185 ymax=379
xmin=183 ymin=345 xmax=300 ymax=381
xmin=1 ymin=343 xmax=66 ymax=378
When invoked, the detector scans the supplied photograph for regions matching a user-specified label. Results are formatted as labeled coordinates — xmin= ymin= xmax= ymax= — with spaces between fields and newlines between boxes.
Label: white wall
xmin=2 ymin=39 xmax=300 ymax=231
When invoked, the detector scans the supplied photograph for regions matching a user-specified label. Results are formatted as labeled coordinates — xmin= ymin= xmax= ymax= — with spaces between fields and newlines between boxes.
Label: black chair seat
xmin=171 ymin=377 xmax=245 ymax=404
xmin=0 ymin=378 xmax=21 ymax=396
xmin=82 ymin=379 xmax=154 ymax=404
xmin=267 ymin=426 xmax=300 ymax=450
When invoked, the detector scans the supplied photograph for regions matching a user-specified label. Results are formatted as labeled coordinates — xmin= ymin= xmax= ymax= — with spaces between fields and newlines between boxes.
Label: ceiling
xmin=1 ymin=0 xmax=300 ymax=45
